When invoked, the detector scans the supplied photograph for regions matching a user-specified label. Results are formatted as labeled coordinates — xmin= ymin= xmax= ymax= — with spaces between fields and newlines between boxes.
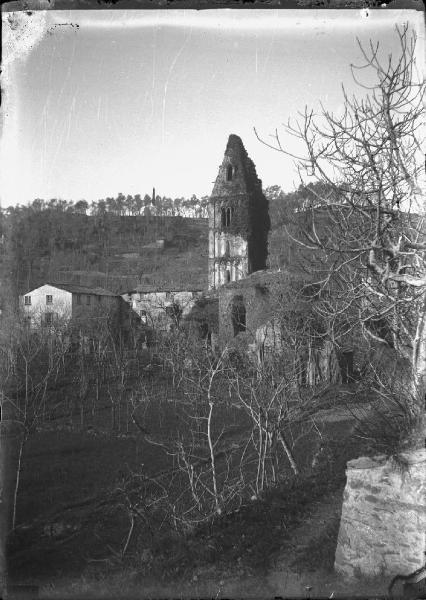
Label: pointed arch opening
xmin=221 ymin=207 xmax=233 ymax=228
xmin=221 ymin=207 xmax=226 ymax=227
xmin=226 ymin=207 xmax=232 ymax=226
xmin=226 ymin=164 xmax=233 ymax=181
xmin=230 ymin=295 xmax=246 ymax=336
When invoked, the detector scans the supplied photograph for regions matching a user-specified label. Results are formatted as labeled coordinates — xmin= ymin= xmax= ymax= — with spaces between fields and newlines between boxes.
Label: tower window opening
xmin=226 ymin=207 xmax=232 ymax=226
xmin=226 ymin=164 xmax=233 ymax=181
xmin=226 ymin=270 xmax=231 ymax=283
xmin=225 ymin=241 xmax=230 ymax=256
xmin=221 ymin=207 xmax=233 ymax=228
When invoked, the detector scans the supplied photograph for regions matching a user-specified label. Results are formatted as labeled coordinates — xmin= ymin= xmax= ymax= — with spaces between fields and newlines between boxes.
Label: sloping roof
xmin=30 ymin=282 xmax=119 ymax=297
xmin=125 ymin=284 xmax=205 ymax=294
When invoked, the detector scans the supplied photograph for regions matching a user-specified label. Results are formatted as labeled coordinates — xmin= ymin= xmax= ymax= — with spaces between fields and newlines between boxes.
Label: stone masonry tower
xmin=208 ymin=134 xmax=270 ymax=290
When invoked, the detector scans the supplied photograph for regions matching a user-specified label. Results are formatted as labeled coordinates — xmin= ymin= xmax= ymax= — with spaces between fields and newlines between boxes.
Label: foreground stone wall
xmin=335 ymin=449 xmax=426 ymax=579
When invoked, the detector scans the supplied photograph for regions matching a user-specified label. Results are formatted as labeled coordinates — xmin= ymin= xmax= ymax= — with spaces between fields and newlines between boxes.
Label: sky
xmin=1 ymin=9 xmax=423 ymax=207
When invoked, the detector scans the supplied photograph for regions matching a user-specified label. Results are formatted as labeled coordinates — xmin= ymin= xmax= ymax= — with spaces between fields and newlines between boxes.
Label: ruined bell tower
xmin=208 ymin=134 xmax=270 ymax=290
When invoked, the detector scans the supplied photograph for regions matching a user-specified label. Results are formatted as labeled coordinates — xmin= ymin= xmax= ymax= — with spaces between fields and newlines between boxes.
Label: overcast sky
xmin=1 ymin=9 xmax=423 ymax=207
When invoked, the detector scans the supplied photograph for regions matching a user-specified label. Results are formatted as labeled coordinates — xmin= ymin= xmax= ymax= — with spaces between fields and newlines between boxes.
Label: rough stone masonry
xmin=334 ymin=449 xmax=426 ymax=579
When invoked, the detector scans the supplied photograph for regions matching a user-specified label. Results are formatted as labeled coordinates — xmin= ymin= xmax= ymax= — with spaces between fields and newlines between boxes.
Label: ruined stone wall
xmin=334 ymin=449 xmax=426 ymax=579
xmin=124 ymin=290 xmax=203 ymax=330
xmin=218 ymin=283 xmax=274 ymax=346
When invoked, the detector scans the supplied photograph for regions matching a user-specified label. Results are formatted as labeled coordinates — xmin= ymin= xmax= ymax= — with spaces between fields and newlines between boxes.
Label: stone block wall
xmin=334 ymin=449 xmax=426 ymax=579
xmin=218 ymin=281 xmax=274 ymax=346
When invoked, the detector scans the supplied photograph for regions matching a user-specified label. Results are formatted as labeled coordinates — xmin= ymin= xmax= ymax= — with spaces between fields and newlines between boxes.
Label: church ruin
xmin=208 ymin=135 xmax=270 ymax=289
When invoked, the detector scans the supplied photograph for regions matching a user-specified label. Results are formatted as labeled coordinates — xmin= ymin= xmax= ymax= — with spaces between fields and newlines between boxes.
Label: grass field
xmin=7 ymin=382 xmax=367 ymax=598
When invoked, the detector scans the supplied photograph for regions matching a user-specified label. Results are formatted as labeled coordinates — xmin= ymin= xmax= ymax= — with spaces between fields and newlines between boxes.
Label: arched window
xmin=231 ymin=295 xmax=246 ymax=336
xmin=226 ymin=270 xmax=231 ymax=283
xmin=226 ymin=164 xmax=233 ymax=181
xmin=221 ymin=207 xmax=226 ymax=227
xmin=225 ymin=241 xmax=230 ymax=256
xmin=226 ymin=207 xmax=232 ymax=226
xmin=221 ymin=207 xmax=233 ymax=228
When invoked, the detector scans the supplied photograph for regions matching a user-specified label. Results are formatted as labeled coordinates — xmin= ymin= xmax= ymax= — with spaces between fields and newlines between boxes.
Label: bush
xmin=352 ymin=384 xmax=424 ymax=459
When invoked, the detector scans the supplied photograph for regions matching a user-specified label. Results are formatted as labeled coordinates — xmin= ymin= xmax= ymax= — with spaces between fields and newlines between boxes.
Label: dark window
xmin=226 ymin=164 xmax=233 ymax=181
xmin=221 ymin=207 xmax=226 ymax=227
xmin=231 ymin=295 xmax=246 ymax=337
xmin=226 ymin=270 xmax=231 ymax=283
xmin=221 ymin=207 xmax=233 ymax=228
xmin=225 ymin=241 xmax=230 ymax=256
xmin=86 ymin=295 xmax=91 ymax=305
xmin=46 ymin=295 xmax=53 ymax=305
xmin=44 ymin=312 xmax=54 ymax=326
xmin=76 ymin=294 xmax=81 ymax=305
xmin=97 ymin=295 xmax=102 ymax=303
xmin=199 ymin=322 xmax=209 ymax=339
xmin=24 ymin=295 xmax=31 ymax=306
xmin=165 ymin=302 xmax=182 ymax=324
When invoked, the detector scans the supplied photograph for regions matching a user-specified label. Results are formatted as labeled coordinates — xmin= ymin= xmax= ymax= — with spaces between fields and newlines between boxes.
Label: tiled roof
xmin=125 ymin=284 xmax=205 ymax=294
xmin=40 ymin=283 xmax=119 ymax=297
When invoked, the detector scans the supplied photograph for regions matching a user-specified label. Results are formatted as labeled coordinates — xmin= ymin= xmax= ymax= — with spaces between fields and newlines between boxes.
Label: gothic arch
xmin=221 ymin=207 xmax=226 ymax=227
xmin=230 ymin=295 xmax=246 ymax=336
xmin=226 ymin=207 xmax=232 ymax=226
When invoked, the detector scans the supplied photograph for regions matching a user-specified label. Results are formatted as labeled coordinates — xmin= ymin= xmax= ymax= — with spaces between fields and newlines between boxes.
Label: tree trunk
xmin=412 ymin=294 xmax=426 ymax=402
xmin=207 ymin=400 xmax=221 ymax=514
xmin=278 ymin=430 xmax=299 ymax=475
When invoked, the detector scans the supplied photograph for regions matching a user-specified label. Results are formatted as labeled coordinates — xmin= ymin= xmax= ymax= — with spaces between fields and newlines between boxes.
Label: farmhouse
xmin=20 ymin=283 xmax=125 ymax=330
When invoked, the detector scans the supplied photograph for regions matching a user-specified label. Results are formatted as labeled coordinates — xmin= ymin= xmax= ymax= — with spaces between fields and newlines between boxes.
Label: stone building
xmin=19 ymin=282 xmax=134 ymax=352
xmin=21 ymin=283 xmax=124 ymax=329
xmin=218 ymin=269 xmax=343 ymax=384
xmin=208 ymin=134 xmax=270 ymax=289
xmin=122 ymin=285 xmax=204 ymax=332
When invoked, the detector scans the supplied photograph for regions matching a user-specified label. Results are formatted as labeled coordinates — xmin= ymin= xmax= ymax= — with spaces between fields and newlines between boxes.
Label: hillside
xmin=5 ymin=211 xmax=208 ymax=295
xmin=3 ymin=184 xmax=328 ymax=298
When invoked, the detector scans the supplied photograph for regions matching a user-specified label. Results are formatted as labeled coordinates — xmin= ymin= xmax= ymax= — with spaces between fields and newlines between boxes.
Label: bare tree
xmin=256 ymin=26 xmax=425 ymax=410
xmin=1 ymin=314 xmax=73 ymax=531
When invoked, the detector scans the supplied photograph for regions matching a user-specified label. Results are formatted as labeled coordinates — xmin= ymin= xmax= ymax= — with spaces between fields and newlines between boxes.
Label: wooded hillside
xmin=1 ymin=183 xmax=324 ymax=298
xmin=3 ymin=208 xmax=208 ymax=295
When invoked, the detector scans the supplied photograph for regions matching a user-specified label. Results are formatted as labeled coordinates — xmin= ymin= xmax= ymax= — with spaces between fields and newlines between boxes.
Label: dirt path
xmin=180 ymin=488 xmax=387 ymax=599
xmin=39 ymin=483 xmax=389 ymax=599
